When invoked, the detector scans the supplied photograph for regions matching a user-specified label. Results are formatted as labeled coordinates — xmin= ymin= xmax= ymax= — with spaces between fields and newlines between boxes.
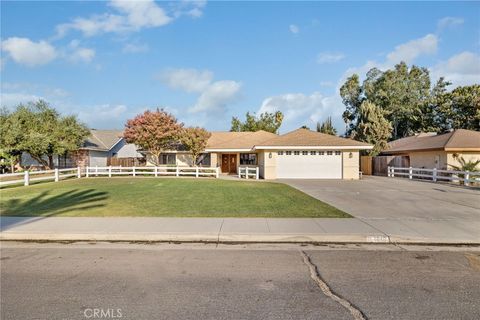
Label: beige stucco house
xmin=153 ymin=128 xmax=373 ymax=180
xmin=381 ymin=129 xmax=480 ymax=169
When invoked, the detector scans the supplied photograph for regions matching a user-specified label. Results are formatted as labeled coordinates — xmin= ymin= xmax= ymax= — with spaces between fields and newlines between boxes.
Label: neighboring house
xmin=20 ymin=129 xmax=143 ymax=169
xmin=153 ymin=128 xmax=372 ymax=180
xmin=381 ymin=129 xmax=480 ymax=170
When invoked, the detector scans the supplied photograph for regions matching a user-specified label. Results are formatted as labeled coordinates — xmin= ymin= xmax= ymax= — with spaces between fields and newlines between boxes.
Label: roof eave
xmin=204 ymin=148 xmax=254 ymax=152
xmin=253 ymin=145 xmax=373 ymax=150
xmin=445 ymin=148 xmax=480 ymax=152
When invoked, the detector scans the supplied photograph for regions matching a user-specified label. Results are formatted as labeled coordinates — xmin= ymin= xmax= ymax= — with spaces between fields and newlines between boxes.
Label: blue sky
xmin=1 ymin=1 xmax=479 ymax=133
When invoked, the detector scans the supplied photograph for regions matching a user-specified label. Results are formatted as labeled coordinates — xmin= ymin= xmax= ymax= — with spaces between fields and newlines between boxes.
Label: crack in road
xmin=300 ymin=250 xmax=367 ymax=320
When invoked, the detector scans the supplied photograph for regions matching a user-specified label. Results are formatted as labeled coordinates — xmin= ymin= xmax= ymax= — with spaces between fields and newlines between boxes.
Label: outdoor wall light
xmin=269 ymin=152 xmax=272 ymax=159
xmin=349 ymin=152 xmax=353 ymax=158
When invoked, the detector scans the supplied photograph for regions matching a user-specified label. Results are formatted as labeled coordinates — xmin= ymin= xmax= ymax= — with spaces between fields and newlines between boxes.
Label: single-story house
xmin=20 ymin=129 xmax=143 ymax=169
xmin=381 ymin=129 xmax=480 ymax=170
xmin=153 ymin=128 xmax=373 ymax=180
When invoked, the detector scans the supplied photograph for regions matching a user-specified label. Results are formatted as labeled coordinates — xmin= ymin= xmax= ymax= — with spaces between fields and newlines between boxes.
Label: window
xmin=160 ymin=153 xmax=176 ymax=165
xmin=278 ymin=151 xmax=283 ymax=156
xmin=196 ymin=153 xmax=211 ymax=166
xmin=302 ymin=151 xmax=308 ymax=155
xmin=294 ymin=151 xmax=300 ymax=155
xmin=286 ymin=151 xmax=292 ymax=155
xmin=327 ymin=151 xmax=333 ymax=155
xmin=319 ymin=151 xmax=325 ymax=155
xmin=240 ymin=153 xmax=257 ymax=165
xmin=310 ymin=151 xmax=316 ymax=155
xmin=335 ymin=151 xmax=341 ymax=155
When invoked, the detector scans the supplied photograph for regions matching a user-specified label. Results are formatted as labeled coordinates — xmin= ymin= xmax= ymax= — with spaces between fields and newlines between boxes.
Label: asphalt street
xmin=1 ymin=243 xmax=479 ymax=320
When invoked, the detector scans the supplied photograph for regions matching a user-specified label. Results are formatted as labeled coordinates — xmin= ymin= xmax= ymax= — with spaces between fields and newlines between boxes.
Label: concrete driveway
xmin=281 ymin=176 xmax=480 ymax=243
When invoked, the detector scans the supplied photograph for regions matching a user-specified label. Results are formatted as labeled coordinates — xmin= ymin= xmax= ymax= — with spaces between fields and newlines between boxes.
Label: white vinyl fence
xmin=0 ymin=167 xmax=81 ymax=187
xmin=388 ymin=166 xmax=480 ymax=187
xmin=85 ymin=166 xmax=219 ymax=178
xmin=238 ymin=166 xmax=259 ymax=180
xmin=0 ymin=166 xmax=221 ymax=187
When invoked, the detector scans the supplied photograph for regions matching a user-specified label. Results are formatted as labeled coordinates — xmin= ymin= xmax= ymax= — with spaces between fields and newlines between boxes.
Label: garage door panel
xmin=276 ymin=152 xmax=342 ymax=179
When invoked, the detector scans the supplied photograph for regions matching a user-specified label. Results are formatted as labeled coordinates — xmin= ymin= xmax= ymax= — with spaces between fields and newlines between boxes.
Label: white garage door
xmin=276 ymin=150 xmax=342 ymax=179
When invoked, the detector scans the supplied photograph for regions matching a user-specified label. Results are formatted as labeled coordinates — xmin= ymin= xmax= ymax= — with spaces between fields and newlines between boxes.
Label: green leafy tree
xmin=441 ymin=85 xmax=480 ymax=131
xmin=230 ymin=111 xmax=283 ymax=133
xmin=0 ymin=101 xmax=89 ymax=169
xmin=181 ymin=127 xmax=211 ymax=165
xmin=124 ymin=109 xmax=184 ymax=165
xmin=353 ymin=101 xmax=392 ymax=156
xmin=300 ymin=125 xmax=310 ymax=130
xmin=316 ymin=117 xmax=337 ymax=135
xmin=339 ymin=62 xmax=467 ymax=140
xmin=0 ymin=107 xmax=23 ymax=171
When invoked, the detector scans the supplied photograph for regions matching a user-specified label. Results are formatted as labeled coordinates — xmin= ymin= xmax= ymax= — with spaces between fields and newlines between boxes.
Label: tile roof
xmin=82 ymin=130 xmax=124 ymax=151
xmin=255 ymin=128 xmax=372 ymax=148
xmin=206 ymin=130 xmax=278 ymax=150
xmin=383 ymin=129 xmax=480 ymax=154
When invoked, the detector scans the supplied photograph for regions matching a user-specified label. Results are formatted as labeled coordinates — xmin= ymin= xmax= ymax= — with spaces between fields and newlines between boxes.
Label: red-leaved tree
xmin=124 ymin=109 xmax=183 ymax=165
xmin=181 ymin=127 xmax=211 ymax=165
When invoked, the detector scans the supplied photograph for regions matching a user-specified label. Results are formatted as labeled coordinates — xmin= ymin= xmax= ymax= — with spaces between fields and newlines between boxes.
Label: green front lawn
xmin=0 ymin=177 xmax=350 ymax=218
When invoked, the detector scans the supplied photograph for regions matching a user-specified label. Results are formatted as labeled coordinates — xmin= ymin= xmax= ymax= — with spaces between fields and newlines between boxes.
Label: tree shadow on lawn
xmin=1 ymin=189 xmax=108 ymax=230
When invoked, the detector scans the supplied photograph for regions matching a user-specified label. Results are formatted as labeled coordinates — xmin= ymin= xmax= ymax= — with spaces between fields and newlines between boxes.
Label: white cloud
xmin=66 ymin=40 xmax=95 ymax=63
xmin=172 ymin=0 xmax=207 ymax=18
xmin=109 ymin=0 xmax=172 ymax=29
xmin=438 ymin=17 xmax=464 ymax=30
xmin=56 ymin=0 xmax=171 ymax=37
xmin=257 ymin=91 xmax=344 ymax=132
xmin=317 ymin=52 xmax=345 ymax=64
xmin=386 ymin=33 xmax=437 ymax=66
xmin=122 ymin=42 xmax=149 ymax=53
xmin=190 ymin=80 xmax=241 ymax=113
xmin=1 ymin=37 xmax=57 ymax=67
xmin=341 ymin=33 xmax=439 ymax=84
xmin=160 ymin=68 xmax=214 ymax=93
xmin=160 ymin=67 xmax=242 ymax=113
xmin=431 ymin=51 xmax=480 ymax=87
xmin=289 ymin=24 xmax=300 ymax=34
xmin=0 ymin=93 xmax=44 ymax=107
xmin=55 ymin=0 xmax=205 ymax=38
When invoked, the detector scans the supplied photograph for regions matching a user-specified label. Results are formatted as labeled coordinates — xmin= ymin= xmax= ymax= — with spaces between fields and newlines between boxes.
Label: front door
xmin=221 ymin=154 xmax=237 ymax=174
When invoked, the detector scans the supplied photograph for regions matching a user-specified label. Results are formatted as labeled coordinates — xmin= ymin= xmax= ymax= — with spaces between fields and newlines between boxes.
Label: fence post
xmin=176 ymin=166 xmax=179 ymax=177
xmin=54 ymin=168 xmax=59 ymax=182
xmin=108 ymin=166 xmax=112 ymax=178
xmin=238 ymin=167 xmax=241 ymax=179
xmin=256 ymin=167 xmax=259 ymax=180
xmin=86 ymin=166 xmax=90 ymax=178
xmin=24 ymin=171 xmax=30 ymax=186
xmin=196 ymin=167 xmax=199 ymax=178
xmin=77 ymin=166 xmax=81 ymax=179
xmin=95 ymin=166 xmax=98 ymax=177
xmin=216 ymin=167 xmax=219 ymax=178
xmin=246 ymin=166 xmax=249 ymax=180
xmin=465 ymin=171 xmax=470 ymax=187
xmin=154 ymin=166 xmax=158 ymax=177
xmin=409 ymin=167 xmax=413 ymax=180
xmin=432 ymin=167 xmax=437 ymax=182
xmin=133 ymin=166 xmax=136 ymax=177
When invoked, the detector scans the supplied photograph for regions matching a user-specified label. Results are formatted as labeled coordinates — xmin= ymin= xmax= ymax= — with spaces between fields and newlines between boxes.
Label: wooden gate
xmin=373 ymin=156 xmax=410 ymax=176
xmin=107 ymin=157 xmax=145 ymax=167
xmin=360 ymin=156 xmax=373 ymax=175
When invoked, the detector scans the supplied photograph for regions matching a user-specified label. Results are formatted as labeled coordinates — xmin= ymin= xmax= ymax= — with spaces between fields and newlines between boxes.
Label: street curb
xmin=1 ymin=232 xmax=479 ymax=245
